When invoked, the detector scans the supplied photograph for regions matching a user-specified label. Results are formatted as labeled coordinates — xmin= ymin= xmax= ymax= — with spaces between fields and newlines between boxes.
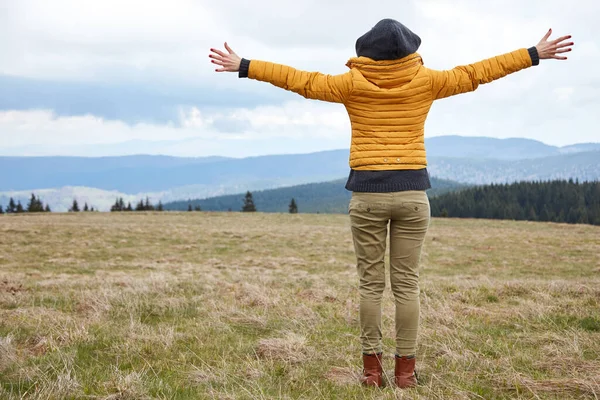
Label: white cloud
xmin=0 ymin=102 xmax=351 ymax=156
xmin=0 ymin=109 xmax=193 ymax=145
xmin=4 ymin=0 xmax=594 ymax=81
xmin=0 ymin=0 xmax=599 ymax=154
xmin=554 ymin=87 xmax=575 ymax=103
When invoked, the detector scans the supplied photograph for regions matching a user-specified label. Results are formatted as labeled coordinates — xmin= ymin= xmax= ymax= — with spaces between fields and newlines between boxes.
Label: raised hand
xmin=209 ymin=42 xmax=242 ymax=72
xmin=536 ymin=29 xmax=574 ymax=60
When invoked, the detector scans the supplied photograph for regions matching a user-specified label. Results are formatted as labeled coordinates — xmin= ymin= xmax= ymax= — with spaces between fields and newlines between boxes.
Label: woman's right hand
xmin=536 ymin=29 xmax=574 ymax=60
xmin=209 ymin=42 xmax=242 ymax=73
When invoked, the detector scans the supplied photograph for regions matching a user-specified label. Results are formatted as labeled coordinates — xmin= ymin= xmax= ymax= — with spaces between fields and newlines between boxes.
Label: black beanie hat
xmin=356 ymin=19 xmax=421 ymax=61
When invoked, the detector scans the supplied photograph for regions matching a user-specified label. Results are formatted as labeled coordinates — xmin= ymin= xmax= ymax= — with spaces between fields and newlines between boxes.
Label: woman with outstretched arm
xmin=209 ymin=19 xmax=573 ymax=389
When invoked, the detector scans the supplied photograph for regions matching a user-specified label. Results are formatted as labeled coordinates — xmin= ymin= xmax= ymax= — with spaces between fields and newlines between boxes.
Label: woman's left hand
xmin=209 ymin=43 xmax=242 ymax=72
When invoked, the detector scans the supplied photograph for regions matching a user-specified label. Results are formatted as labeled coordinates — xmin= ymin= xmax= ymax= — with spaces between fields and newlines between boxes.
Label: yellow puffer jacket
xmin=247 ymin=49 xmax=534 ymax=170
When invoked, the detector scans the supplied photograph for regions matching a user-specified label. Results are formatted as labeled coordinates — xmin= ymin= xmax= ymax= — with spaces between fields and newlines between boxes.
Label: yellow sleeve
xmin=248 ymin=60 xmax=353 ymax=104
xmin=428 ymin=48 xmax=534 ymax=100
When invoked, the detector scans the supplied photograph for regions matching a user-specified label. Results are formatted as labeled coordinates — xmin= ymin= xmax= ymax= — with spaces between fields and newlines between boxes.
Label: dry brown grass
xmin=256 ymin=332 xmax=312 ymax=364
xmin=0 ymin=212 xmax=599 ymax=399
xmin=0 ymin=335 xmax=16 ymax=372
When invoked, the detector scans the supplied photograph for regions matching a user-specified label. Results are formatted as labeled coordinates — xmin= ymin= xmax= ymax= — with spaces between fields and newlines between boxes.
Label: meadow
xmin=0 ymin=212 xmax=599 ymax=399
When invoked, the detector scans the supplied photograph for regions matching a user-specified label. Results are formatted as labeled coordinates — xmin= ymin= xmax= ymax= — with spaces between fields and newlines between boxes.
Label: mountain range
xmin=1 ymin=136 xmax=598 ymax=212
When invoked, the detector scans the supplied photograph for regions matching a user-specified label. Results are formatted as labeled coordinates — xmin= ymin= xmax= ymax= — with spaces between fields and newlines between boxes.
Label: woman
xmin=209 ymin=19 xmax=573 ymax=388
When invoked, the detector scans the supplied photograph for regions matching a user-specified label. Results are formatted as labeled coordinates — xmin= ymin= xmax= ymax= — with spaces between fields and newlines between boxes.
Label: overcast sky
xmin=0 ymin=0 xmax=598 ymax=157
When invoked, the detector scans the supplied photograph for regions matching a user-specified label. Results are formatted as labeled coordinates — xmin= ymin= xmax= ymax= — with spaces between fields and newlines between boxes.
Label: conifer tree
xmin=126 ymin=202 xmax=133 ymax=212
xmin=242 ymin=191 xmax=256 ymax=212
xmin=289 ymin=198 xmax=298 ymax=214
xmin=45 ymin=204 xmax=51 ymax=213
xmin=188 ymin=204 xmax=193 ymax=212
xmin=36 ymin=196 xmax=44 ymax=212
xmin=27 ymin=193 xmax=44 ymax=212
xmin=111 ymin=198 xmax=127 ymax=212
xmin=69 ymin=199 xmax=80 ymax=212
xmin=16 ymin=201 xmax=24 ymax=213
xmin=157 ymin=201 xmax=164 ymax=212
xmin=36 ymin=194 xmax=43 ymax=212
xmin=144 ymin=197 xmax=154 ymax=211
xmin=0 ymin=204 xmax=4 ymax=214
xmin=429 ymin=180 xmax=599 ymax=226
xmin=7 ymin=198 xmax=16 ymax=213
xmin=136 ymin=199 xmax=145 ymax=211
xmin=27 ymin=194 xmax=36 ymax=212
xmin=83 ymin=203 xmax=89 ymax=212
xmin=194 ymin=205 xmax=202 ymax=212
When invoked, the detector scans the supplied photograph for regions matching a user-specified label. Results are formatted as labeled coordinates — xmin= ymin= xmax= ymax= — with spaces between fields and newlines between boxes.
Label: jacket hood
xmin=355 ymin=19 xmax=421 ymax=61
xmin=346 ymin=53 xmax=423 ymax=89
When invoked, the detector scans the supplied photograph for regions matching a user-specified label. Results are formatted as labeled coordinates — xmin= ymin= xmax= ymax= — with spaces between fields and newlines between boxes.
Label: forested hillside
xmin=430 ymin=180 xmax=600 ymax=225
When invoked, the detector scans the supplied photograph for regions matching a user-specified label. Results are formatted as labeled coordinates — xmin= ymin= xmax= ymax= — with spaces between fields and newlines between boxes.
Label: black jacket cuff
xmin=239 ymin=58 xmax=251 ymax=78
xmin=528 ymin=47 xmax=540 ymax=66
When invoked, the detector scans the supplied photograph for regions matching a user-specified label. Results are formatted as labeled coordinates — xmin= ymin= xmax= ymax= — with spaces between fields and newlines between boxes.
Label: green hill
xmin=164 ymin=177 xmax=465 ymax=214
xmin=430 ymin=180 xmax=600 ymax=226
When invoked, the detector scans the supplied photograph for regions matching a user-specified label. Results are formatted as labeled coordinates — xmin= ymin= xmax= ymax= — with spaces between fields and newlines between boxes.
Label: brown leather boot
xmin=361 ymin=353 xmax=383 ymax=387
xmin=394 ymin=355 xmax=417 ymax=388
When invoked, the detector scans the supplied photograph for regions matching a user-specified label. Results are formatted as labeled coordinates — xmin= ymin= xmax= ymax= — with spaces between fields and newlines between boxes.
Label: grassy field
xmin=0 ymin=212 xmax=599 ymax=399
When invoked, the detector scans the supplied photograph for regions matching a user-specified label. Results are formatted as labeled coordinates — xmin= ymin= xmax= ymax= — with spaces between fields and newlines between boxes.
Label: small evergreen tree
xmin=111 ymin=198 xmax=125 ymax=212
xmin=194 ymin=205 xmax=202 ymax=212
xmin=27 ymin=193 xmax=44 ymax=213
xmin=144 ymin=197 xmax=154 ymax=211
xmin=289 ymin=198 xmax=298 ymax=214
xmin=0 ymin=204 xmax=4 ymax=214
xmin=242 ymin=191 xmax=256 ymax=212
xmin=16 ymin=201 xmax=24 ymax=213
xmin=188 ymin=204 xmax=193 ymax=212
xmin=125 ymin=202 xmax=132 ymax=212
xmin=35 ymin=196 xmax=44 ymax=212
xmin=135 ymin=199 xmax=145 ymax=211
xmin=90 ymin=207 xmax=95 ymax=212
xmin=157 ymin=201 xmax=164 ymax=212
xmin=83 ymin=203 xmax=89 ymax=212
xmin=26 ymin=194 xmax=35 ymax=212
xmin=69 ymin=199 xmax=80 ymax=212
xmin=45 ymin=204 xmax=51 ymax=213
xmin=7 ymin=198 xmax=16 ymax=213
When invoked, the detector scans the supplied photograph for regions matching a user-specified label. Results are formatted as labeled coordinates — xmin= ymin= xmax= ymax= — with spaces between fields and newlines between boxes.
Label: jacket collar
xmin=346 ymin=52 xmax=423 ymax=69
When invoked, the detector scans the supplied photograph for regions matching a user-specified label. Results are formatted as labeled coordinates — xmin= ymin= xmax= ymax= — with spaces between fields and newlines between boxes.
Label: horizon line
xmin=1 ymin=135 xmax=599 ymax=159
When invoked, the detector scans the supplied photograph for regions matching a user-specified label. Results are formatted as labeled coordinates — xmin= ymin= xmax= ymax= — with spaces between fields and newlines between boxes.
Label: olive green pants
xmin=349 ymin=191 xmax=430 ymax=356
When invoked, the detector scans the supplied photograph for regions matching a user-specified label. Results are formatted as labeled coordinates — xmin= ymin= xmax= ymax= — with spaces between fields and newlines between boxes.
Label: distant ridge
xmin=428 ymin=150 xmax=600 ymax=185
xmin=4 ymin=135 xmax=598 ymax=160
xmin=1 ymin=149 xmax=598 ymax=194
xmin=1 ymin=136 xmax=598 ymax=212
